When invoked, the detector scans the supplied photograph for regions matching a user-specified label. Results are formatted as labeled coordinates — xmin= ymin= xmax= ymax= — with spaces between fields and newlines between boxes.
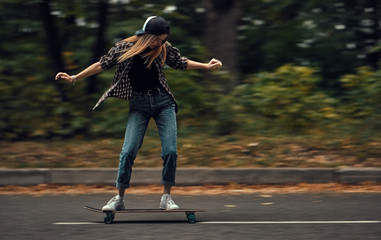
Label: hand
xmin=207 ymin=58 xmax=222 ymax=70
xmin=55 ymin=72 xmax=75 ymax=84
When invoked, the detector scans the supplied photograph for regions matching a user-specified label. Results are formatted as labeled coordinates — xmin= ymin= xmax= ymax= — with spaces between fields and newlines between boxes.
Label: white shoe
xmin=160 ymin=194 xmax=180 ymax=210
xmin=102 ymin=195 xmax=125 ymax=211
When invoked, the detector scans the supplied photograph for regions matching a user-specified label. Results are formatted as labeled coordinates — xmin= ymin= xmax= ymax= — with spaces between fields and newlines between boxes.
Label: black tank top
xmin=129 ymin=48 xmax=160 ymax=92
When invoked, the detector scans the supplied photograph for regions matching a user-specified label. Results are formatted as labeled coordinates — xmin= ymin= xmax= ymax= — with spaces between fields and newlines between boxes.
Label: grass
xmin=1 ymin=123 xmax=380 ymax=169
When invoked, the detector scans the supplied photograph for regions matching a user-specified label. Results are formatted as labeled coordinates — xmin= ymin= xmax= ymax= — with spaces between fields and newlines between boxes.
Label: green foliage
xmin=211 ymin=94 xmax=239 ymax=135
xmin=339 ymin=67 xmax=381 ymax=135
xmin=340 ymin=67 xmax=381 ymax=117
xmin=165 ymin=69 xmax=207 ymax=119
xmin=235 ymin=65 xmax=338 ymax=131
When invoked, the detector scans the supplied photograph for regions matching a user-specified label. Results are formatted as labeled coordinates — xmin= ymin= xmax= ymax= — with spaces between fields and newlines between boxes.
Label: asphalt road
xmin=1 ymin=192 xmax=380 ymax=240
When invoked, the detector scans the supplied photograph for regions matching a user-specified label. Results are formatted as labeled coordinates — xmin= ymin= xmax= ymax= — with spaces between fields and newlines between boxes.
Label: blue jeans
xmin=116 ymin=89 xmax=177 ymax=189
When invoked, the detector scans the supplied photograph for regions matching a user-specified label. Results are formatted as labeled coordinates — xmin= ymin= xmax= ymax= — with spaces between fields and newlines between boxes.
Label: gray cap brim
xmin=135 ymin=29 xmax=145 ymax=36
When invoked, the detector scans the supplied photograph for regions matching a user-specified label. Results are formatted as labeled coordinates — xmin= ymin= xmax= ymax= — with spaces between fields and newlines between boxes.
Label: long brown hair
xmin=117 ymin=34 xmax=167 ymax=68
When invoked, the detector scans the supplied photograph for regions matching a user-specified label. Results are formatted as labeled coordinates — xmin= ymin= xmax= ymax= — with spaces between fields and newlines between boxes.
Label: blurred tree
xmin=203 ymin=0 xmax=242 ymax=89
xmin=238 ymin=0 xmax=304 ymax=76
xmin=297 ymin=0 xmax=381 ymax=90
xmin=87 ymin=0 xmax=109 ymax=94
xmin=38 ymin=0 xmax=67 ymax=99
xmin=238 ymin=0 xmax=381 ymax=92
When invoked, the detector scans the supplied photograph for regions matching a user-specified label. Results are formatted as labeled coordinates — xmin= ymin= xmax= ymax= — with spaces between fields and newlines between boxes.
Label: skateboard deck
xmin=84 ymin=206 xmax=205 ymax=224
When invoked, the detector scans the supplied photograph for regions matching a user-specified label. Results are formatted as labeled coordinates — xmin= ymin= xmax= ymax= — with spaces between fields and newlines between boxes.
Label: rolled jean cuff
xmin=115 ymin=182 xmax=130 ymax=189
xmin=160 ymin=179 xmax=175 ymax=186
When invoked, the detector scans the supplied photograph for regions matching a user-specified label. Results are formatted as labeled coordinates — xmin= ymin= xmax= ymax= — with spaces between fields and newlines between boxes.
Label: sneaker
xmin=160 ymin=194 xmax=180 ymax=210
xmin=102 ymin=195 xmax=125 ymax=211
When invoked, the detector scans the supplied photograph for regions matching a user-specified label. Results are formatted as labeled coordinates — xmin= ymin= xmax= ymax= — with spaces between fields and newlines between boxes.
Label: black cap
xmin=135 ymin=16 xmax=170 ymax=36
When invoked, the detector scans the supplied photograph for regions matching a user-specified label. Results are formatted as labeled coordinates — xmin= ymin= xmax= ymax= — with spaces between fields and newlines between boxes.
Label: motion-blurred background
xmin=1 ymin=0 xmax=380 ymax=169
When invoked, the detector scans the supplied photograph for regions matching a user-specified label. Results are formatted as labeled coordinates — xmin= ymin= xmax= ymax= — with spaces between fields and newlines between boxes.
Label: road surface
xmin=1 ymin=192 xmax=380 ymax=239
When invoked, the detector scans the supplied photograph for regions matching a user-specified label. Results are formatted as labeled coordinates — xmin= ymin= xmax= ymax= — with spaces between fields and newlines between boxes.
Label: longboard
xmin=84 ymin=206 xmax=205 ymax=224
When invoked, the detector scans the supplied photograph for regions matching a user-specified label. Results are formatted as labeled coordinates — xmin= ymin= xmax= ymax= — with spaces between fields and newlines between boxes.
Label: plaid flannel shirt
xmin=93 ymin=41 xmax=188 ymax=110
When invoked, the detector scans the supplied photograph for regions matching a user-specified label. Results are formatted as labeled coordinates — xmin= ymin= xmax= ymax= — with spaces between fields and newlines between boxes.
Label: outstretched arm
xmin=186 ymin=58 xmax=222 ymax=70
xmin=55 ymin=62 xmax=103 ymax=84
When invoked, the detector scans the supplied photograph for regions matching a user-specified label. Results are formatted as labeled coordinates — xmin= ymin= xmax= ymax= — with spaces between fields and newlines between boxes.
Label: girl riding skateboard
xmin=55 ymin=16 xmax=222 ymax=211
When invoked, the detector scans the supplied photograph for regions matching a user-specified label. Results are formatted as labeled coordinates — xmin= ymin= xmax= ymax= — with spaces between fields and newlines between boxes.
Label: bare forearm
xmin=75 ymin=62 xmax=103 ymax=80
xmin=186 ymin=59 xmax=208 ymax=70
xmin=186 ymin=59 xmax=222 ymax=70
xmin=55 ymin=62 xmax=104 ymax=84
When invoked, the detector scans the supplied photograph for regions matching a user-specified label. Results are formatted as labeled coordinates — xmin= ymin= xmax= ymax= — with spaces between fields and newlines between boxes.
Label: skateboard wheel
xmin=187 ymin=214 xmax=196 ymax=224
xmin=104 ymin=213 xmax=114 ymax=224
